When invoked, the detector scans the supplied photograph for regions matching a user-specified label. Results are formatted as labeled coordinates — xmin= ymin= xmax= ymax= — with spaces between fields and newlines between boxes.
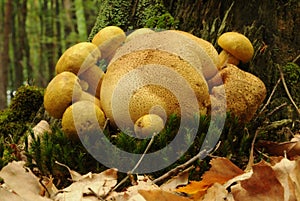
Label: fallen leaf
xmin=160 ymin=167 xmax=190 ymax=192
xmin=176 ymin=157 xmax=244 ymax=199
xmin=272 ymin=157 xmax=297 ymax=201
xmin=107 ymin=175 xmax=160 ymax=201
xmin=0 ymin=161 xmax=52 ymax=201
xmin=40 ymin=176 xmax=59 ymax=198
xmin=257 ymin=139 xmax=300 ymax=159
xmin=287 ymin=157 xmax=300 ymax=199
xmin=54 ymin=168 xmax=118 ymax=201
xmin=139 ymin=189 xmax=191 ymax=201
xmin=55 ymin=161 xmax=92 ymax=182
xmin=231 ymin=160 xmax=284 ymax=201
xmin=201 ymin=183 xmax=234 ymax=201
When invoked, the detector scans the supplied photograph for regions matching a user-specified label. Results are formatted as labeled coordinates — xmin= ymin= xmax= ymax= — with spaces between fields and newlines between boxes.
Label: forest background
xmin=0 ymin=0 xmax=99 ymax=109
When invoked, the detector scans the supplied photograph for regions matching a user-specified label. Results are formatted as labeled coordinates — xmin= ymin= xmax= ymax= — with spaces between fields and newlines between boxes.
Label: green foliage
xmin=282 ymin=62 xmax=300 ymax=104
xmin=0 ymin=85 xmax=44 ymax=139
xmin=136 ymin=0 xmax=178 ymax=29
xmin=0 ymin=85 xmax=44 ymax=169
xmin=88 ymin=0 xmax=132 ymax=41
xmin=0 ymin=136 xmax=20 ymax=169
xmin=9 ymin=85 xmax=44 ymax=122
xmin=25 ymin=124 xmax=105 ymax=188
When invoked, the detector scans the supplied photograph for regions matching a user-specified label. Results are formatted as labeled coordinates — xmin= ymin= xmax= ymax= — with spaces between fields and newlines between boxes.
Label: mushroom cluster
xmin=44 ymin=26 xmax=266 ymax=140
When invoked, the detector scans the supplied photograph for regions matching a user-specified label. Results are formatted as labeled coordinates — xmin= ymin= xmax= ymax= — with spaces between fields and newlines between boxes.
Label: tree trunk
xmin=90 ymin=0 xmax=300 ymax=120
xmin=0 ymin=1 xmax=13 ymax=109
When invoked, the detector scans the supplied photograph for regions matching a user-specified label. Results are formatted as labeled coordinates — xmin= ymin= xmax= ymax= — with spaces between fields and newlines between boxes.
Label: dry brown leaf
xmin=272 ymin=157 xmax=297 ymax=201
xmin=231 ymin=160 xmax=285 ymax=201
xmin=257 ymin=139 xmax=300 ymax=159
xmin=201 ymin=183 xmax=234 ymax=201
xmin=107 ymin=175 xmax=160 ymax=201
xmin=55 ymin=161 xmax=92 ymax=182
xmin=139 ymin=189 xmax=192 ymax=201
xmin=0 ymin=161 xmax=52 ymax=201
xmin=0 ymin=188 xmax=24 ymax=201
xmin=54 ymin=168 xmax=118 ymax=201
xmin=176 ymin=157 xmax=244 ymax=199
xmin=40 ymin=176 xmax=59 ymax=197
xmin=160 ymin=167 xmax=190 ymax=192
xmin=290 ymin=157 xmax=300 ymax=199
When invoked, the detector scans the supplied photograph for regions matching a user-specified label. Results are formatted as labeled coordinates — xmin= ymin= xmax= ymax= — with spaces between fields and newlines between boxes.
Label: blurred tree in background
xmin=0 ymin=0 xmax=98 ymax=109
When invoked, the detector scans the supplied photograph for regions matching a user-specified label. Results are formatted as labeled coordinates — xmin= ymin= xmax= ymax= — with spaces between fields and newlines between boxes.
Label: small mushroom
xmin=134 ymin=114 xmax=165 ymax=138
xmin=61 ymin=100 xmax=106 ymax=140
xmin=217 ymin=32 xmax=254 ymax=68
xmin=55 ymin=42 xmax=101 ymax=75
xmin=44 ymin=71 xmax=82 ymax=119
xmin=92 ymin=26 xmax=126 ymax=60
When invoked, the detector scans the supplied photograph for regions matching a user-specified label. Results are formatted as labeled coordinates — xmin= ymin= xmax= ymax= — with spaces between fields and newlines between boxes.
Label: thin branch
xmin=255 ymin=77 xmax=281 ymax=120
xmin=292 ymin=53 xmax=300 ymax=63
xmin=245 ymin=127 xmax=261 ymax=172
xmin=266 ymin=102 xmax=288 ymax=117
xmin=87 ymin=187 xmax=104 ymax=200
xmin=152 ymin=147 xmax=213 ymax=184
xmin=278 ymin=65 xmax=300 ymax=117
xmin=102 ymin=133 xmax=157 ymax=199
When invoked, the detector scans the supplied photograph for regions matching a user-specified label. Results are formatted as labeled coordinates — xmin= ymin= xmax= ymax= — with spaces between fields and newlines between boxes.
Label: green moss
xmin=88 ymin=0 xmax=132 ymax=41
xmin=136 ymin=0 xmax=178 ymax=29
xmin=0 ymin=85 xmax=44 ymax=140
xmin=282 ymin=62 xmax=300 ymax=104
xmin=25 ymin=124 xmax=105 ymax=188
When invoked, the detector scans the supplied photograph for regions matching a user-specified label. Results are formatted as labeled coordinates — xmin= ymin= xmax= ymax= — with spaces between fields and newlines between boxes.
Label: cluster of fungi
xmin=43 ymin=26 xmax=266 ymax=140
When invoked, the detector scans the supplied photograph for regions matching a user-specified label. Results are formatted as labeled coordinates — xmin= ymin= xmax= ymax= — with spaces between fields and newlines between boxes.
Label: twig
xmin=245 ymin=127 xmax=261 ymax=172
xmin=87 ymin=187 xmax=104 ymax=200
xmin=292 ymin=53 xmax=300 ymax=63
xmin=266 ymin=102 xmax=288 ymax=117
xmin=255 ymin=77 xmax=281 ymax=120
xmin=278 ymin=65 xmax=300 ymax=117
xmin=102 ymin=133 xmax=157 ymax=199
xmin=131 ymin=133 xmax=157 ymax=174
xmin=152 ymin=147 xmax=213 ymax=184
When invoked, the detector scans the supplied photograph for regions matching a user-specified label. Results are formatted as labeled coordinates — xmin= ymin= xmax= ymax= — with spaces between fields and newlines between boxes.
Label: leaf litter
xmin=1 ymin=156 xmax=300 ymax=201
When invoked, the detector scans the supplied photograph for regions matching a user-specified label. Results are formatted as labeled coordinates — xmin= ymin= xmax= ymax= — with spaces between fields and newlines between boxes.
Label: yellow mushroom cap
xmin=55 ymin=42 xmax=101 ymax=75
xmin=217 ymin=32 xmax=254 ymax=63
xmin=169 ymin=30 xmax=220 ymax=78
xmin=134 ymin=114 xmax=165 ymax=138
xmin=92 ymin=26 xmax=126 ymax=59
xmin=62 ymin=100 xmax=106 ymax=140
xmin=44 ymin=72 xmax=82 ymax=119
xmin=101 ymin=31 xmax=211 ymax=128
xmin=125 ymin=28 xmax=155 ymax=43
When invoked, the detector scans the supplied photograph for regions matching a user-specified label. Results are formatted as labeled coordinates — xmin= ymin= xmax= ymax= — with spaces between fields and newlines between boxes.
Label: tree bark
xmin=0 ymin=0 xmax=13 ymax=109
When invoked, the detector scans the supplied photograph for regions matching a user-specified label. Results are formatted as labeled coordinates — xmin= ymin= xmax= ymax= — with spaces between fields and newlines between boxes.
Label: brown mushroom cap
xmin=210 ymin=64 xmax=266 ymax=122
xmin=44 ymin=71 xmax=82 ymax=119
xmin=55 ymin=42 xmax=101 ymax=75
xmin=101 ymin=31 xmax=212 ymax=127
xmin=62 ymin=100 xmax=106 ymax=140
xmin=134 ymin=114 xmax=165 ymax=138
xmin=217 ymin=32 xmax=254 ymax=63
xmin=92 ymin=26 xmax=126 ymax=60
